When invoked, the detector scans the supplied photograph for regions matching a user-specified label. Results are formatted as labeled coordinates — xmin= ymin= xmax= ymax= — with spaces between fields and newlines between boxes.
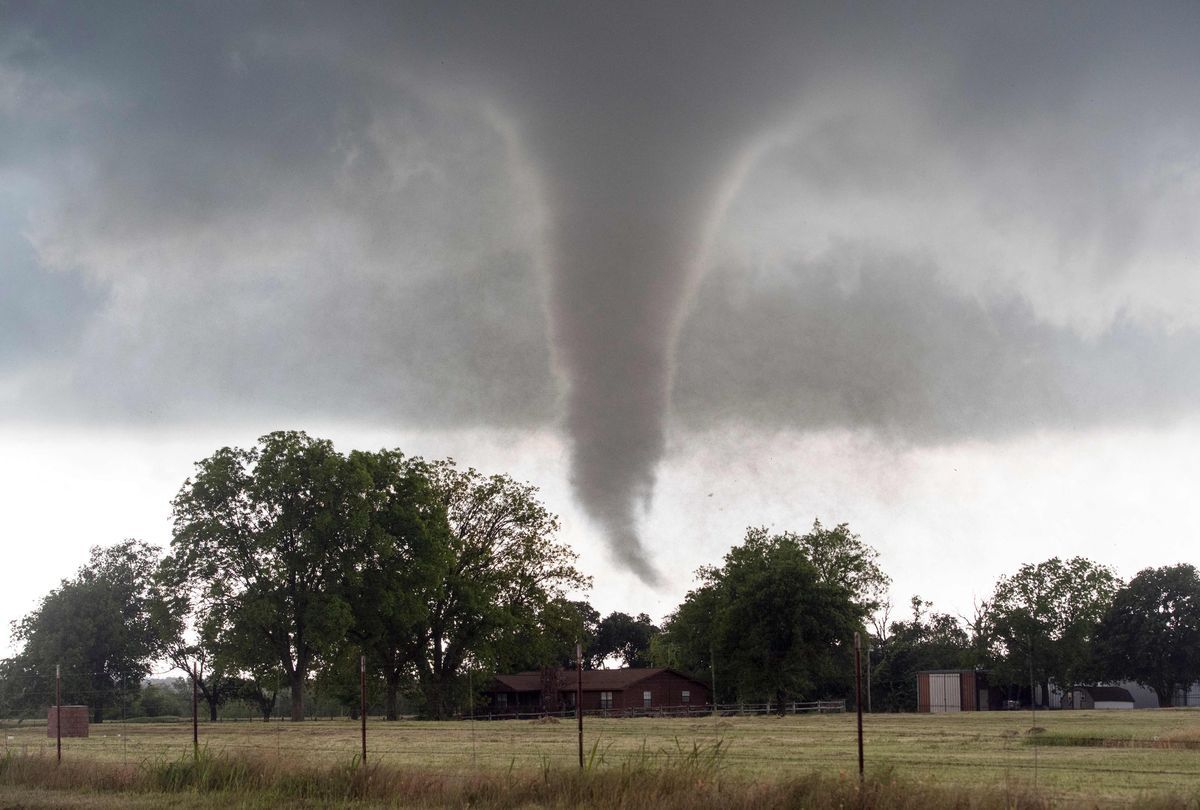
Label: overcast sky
xmin=4 ymin=2 xmax=1200 ymax=653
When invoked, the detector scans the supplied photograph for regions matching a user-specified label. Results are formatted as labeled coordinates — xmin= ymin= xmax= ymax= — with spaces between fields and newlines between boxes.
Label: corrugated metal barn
xmin=917 ymin=670 xmax=990 ymax=712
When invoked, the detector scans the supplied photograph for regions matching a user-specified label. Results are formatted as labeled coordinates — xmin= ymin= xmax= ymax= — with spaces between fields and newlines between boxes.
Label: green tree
xmin=135 ymin=678 xmax=191 ymax=718
xmin=986 ymin=557 xmax=1119 ymax=706
xmin=1096 ymin=564 xmax=1200 ymax=707
xmin=342 ymin=450 xmax=448 ymax=720
xmin=593 ymin=612 xmax=659 ymax=668
xmin=6 ymin=541 xmax=168 ymax=722
xmin=169 ymin=431 xmax=369 ymax=721
xmin=154 ymin=558 xmax=244 ymax=722
xmin=569 ymin=601 xmax=602 ymax=668
xmin=413 ymin=460 xmax=590 ymax=718
xmin=237 ymin=663 xmax=285 ymax=721
xmin=660 ymin=525 xmax=876 ymax=710
xmin=794 ymin=520 xmax=890 ymax=614
xmin=871 ymin=596 xmax=972 ymax=711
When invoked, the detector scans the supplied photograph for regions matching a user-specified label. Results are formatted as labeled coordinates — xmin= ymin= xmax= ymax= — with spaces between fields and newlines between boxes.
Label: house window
xmin=600 ymin=691 xmax=613 ymax=709
xmin=643 ymin=690 xmax=652 ymax=708
xmin=497 ymin=693 xmax=508 ymax=709
xmin=681 ymin=690 xmax=690 ymax=704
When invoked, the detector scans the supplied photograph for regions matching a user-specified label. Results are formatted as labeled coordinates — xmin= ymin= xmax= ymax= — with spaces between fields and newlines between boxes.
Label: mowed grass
xmin=4 ymin=709 xmax=1200 ymax=806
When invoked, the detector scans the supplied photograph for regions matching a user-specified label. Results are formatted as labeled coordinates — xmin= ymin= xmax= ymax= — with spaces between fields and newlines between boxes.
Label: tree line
xmin=867 ymin=557 xmax=1200 ymax=710
xmin=3 ymin=431 xmax=1199 ymax=720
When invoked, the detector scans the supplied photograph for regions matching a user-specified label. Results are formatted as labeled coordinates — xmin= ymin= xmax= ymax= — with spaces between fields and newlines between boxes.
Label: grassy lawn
xmin=4 ymin=709 xmax=1200 ymax=806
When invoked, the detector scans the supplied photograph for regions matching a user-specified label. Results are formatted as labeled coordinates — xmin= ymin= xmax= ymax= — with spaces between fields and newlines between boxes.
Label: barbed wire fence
xmin=4 ymin=659 xmax=1198 ymax=804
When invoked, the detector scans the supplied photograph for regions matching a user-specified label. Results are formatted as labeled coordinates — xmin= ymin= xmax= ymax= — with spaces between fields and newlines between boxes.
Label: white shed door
xmin=929 ymin=673 xmax=961 ymax=713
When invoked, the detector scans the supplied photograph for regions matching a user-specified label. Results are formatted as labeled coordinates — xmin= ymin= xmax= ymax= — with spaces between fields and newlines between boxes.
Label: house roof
xmin=1085 ymin=686 xmax=1134 ymax=703
xmin=490 ymin=667 xmax=707 ymax=693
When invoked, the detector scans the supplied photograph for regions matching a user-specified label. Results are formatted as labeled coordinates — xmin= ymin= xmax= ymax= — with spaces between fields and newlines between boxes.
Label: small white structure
xmin=1063 ymin=686 xmax=1135 ymax=710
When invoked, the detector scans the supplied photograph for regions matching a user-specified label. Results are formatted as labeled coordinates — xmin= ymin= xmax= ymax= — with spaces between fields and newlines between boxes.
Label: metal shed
xmin=916 ymin=670 xmax=990 ymax=712
xmin=1064 ymin=686 xmax=1135 ymax=710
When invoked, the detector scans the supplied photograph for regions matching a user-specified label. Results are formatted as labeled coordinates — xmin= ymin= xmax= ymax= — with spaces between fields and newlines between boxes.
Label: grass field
xmin=4 ymin=709 xmax=1200 ymax=807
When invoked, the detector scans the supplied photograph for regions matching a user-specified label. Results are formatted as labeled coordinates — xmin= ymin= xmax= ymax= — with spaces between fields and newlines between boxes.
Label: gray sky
xmin=3 ymin=2 xmax=1200 ymax=649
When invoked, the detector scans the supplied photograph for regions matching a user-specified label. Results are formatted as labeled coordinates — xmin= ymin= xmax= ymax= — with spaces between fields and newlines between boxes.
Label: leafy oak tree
xmin=986 ymin=556 xmax=1119 ymax=706
xmin=413 ymin=460 xmax=590 ymax=718
xmin=496 ymin=597 xmax=595 ymax=673
xmin=6 ymin=541 xmax=168 ymax=722
xmin=660 ymin=524 xmax=882 ymax=709
xmin=593 ymin=612 xmax=659 ymax=668
xmin=169 ymin=431 xmax=370 ymax=721
xmin=1096 ymin=564 xmax=1200 ymax=707
xmin=341 ymin=449 xmax=448 ymax=720
xmin=793 ymin=520 xmax=890 ymax=614
xmin=154 ymin=557 xmax=245 ymax=722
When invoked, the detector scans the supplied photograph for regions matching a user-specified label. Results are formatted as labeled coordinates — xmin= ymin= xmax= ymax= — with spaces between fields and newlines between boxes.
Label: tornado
xmin=381 ymin=3 xmax=849 ymax=580
xmin=462 ymin=6 xmax=821 ymax=582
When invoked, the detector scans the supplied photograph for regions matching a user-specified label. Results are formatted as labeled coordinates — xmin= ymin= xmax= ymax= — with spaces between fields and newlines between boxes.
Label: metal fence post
xmin=576 ymin=642 xmax=584 ymax=769
xmin=360 ymin=655 xmax=367 ymax=764
xmin=854 ymin=632 xmax=864 ymax=782
xmin=192 ymin=663 xmax=199 ymax=762
xmin=55 ymin=664 xmax=61 ymax=764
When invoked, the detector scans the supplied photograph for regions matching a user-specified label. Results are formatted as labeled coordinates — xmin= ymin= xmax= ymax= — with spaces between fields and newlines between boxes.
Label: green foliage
xmin=985 ymin=556 xmax=1119 ymax=704
xmin=412 ymin=460 xmax=590 ymax=717
xmin=134 ymin=678 xmax=192 ymax=718
xmin=659 ymin=523 xmax=880 ymax=706
xmin=340 ymin=449 xmax=448 ymax=720
xmin=5 ymin=540 xmax=169 ymax=722
xmin=793 ymin=520 xmax=890 ymax=614
xmin=1096 ymin=563 xmax=1200 ymax=706
xmin=169 ymin=431 xmax=370 ymax=721
xmin=593 ymin=612 xmax=659 ymax=668
xmin=570 ymin=601 xmax=603 ymax=668
xmin=501 ymin=597 xmax=598 ymax=673
xmin=166 ymin=432 xmax=587 ymax=722
xmin=871 ymin=596 xmax=972 ymax=711
xmin=151 ymin=563 xmax=246 ymax=723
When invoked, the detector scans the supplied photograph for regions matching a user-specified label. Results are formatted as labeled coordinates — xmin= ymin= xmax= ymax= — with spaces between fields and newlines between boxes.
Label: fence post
xmin=192 ymin=663 xmax=199 ymax=762
xmin=854 ymin=632 xmax=864 ymax=783
xmin=710 ymin=643 xmax=718 ymax=717
xmin=55 ymin=664 xmax=61 ymax=764
xmin=576 ymin=642 xmax=583 ymax=769
xmin=360 ymin=655 xmax=367 ymax=764
xmin=866 ymin=643 xmax=872 ymax=713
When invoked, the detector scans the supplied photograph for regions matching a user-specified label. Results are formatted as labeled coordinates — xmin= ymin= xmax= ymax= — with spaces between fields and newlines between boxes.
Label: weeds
xmin=0 ymin=747 xmax=1166 ymax=809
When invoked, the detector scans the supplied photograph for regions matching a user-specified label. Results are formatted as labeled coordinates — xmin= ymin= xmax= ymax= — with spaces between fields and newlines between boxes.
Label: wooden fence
xmin=467 ymin=700 xmax=845 ymax=721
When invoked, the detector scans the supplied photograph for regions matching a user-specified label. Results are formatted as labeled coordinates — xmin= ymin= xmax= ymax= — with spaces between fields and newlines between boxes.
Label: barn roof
xmin=1085 ymin=686 xmax=1134 ymax=703
xmin=490 ymin=667 xmax=706 ymax=693
xmin=915 ymin=669 xmax=990 ymax=675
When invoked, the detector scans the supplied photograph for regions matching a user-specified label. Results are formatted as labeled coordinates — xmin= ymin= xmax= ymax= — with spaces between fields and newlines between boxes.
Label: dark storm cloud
xmin=3 ymin=2 xmax=1200 ymax=577
xmin=1 ymin=2 xmax=557 ymax=427
xmin=675 ymin=252 xmax=1200 ymax=441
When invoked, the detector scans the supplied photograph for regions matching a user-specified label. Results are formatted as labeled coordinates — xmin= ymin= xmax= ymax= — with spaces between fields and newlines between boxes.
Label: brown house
xmin=482 ymin=667 xmax=710 ymax=716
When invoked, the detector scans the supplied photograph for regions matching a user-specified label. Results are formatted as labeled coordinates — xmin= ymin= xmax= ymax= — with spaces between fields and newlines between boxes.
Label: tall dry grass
xmin=2 ymin=745 xmax=1196 ymax=809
